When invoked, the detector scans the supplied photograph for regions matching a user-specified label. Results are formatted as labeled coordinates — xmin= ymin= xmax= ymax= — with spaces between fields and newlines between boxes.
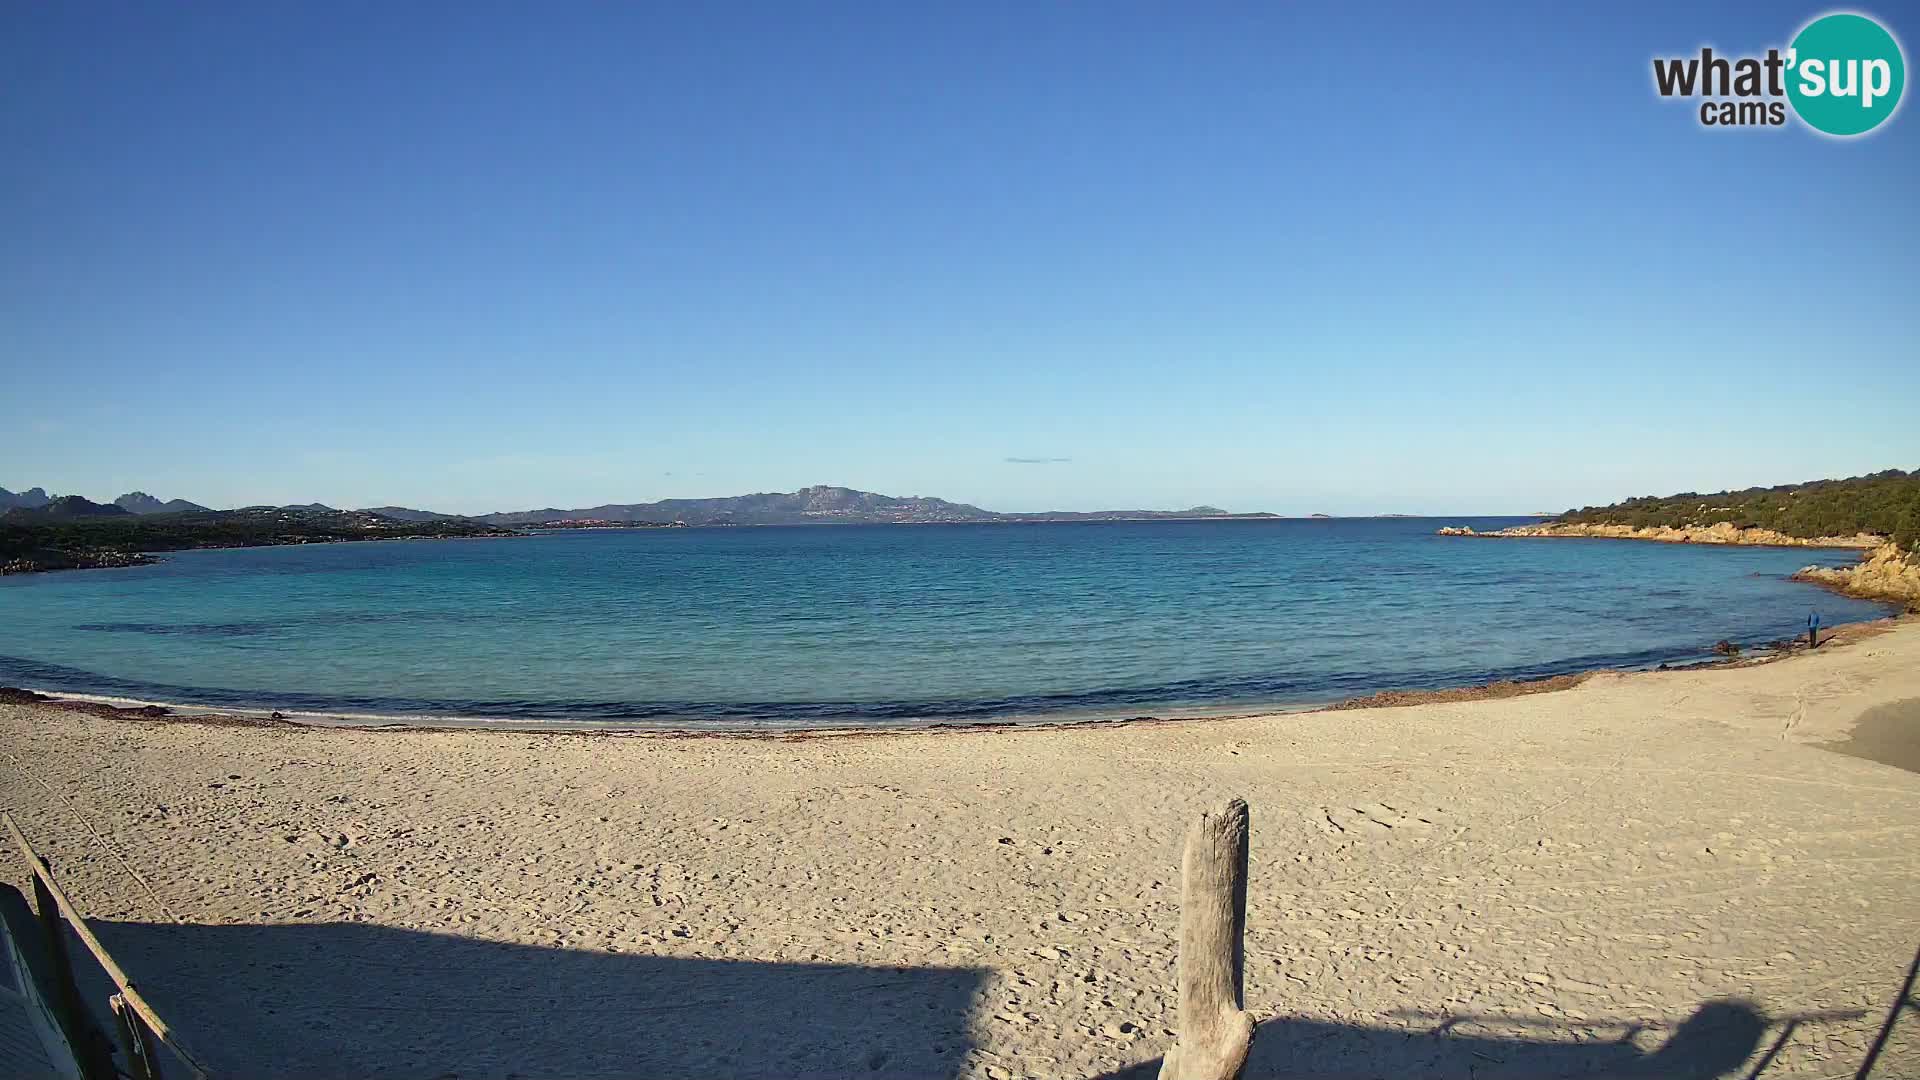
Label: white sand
xmin=3 ymin=624 xmax=1919 ymax=1079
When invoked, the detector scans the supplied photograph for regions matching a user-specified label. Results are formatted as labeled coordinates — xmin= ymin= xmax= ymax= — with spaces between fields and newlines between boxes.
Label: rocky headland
xmin=1434 ymin=524 xmax=1920 ymax=612
xmin=1792 ymin=543 xmax=1920 ymax=611
xmin=1436 ymin=521 xmax=1882 ymax=548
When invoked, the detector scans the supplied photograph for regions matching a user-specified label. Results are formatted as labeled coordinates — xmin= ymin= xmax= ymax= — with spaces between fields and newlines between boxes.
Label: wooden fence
xmin=3 ymin=813 xmax=210 ymax=1080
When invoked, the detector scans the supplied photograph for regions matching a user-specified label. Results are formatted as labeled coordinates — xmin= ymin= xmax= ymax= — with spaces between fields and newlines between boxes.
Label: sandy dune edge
xmin=3 ymin=626 xmax=1919 ymax=1078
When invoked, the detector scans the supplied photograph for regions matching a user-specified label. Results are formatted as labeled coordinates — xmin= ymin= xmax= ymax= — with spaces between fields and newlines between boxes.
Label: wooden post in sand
xmin=1157 ymin=798 xmax=1254 ymax=1080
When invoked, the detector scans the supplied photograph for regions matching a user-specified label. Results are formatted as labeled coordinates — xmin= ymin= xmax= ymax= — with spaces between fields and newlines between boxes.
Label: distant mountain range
xmin=2 ymin=495 xmax=132 ymax=520
xmin=2 ymin=487 xmax=208 ymax=515
xmin=2 ymin=483 xmax=1279 ymax=527
xmin=473 ymin=486 xmax=1273 ymax=526
xmin=0 ymin=487 xmax=51 ymax=511
xmin=114 ymin=491 xmax=211 ymax=515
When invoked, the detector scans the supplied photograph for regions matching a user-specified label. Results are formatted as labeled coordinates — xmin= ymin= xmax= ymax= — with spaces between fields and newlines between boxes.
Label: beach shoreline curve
xmin=2 ymin=613 xmax=1903 ymax=740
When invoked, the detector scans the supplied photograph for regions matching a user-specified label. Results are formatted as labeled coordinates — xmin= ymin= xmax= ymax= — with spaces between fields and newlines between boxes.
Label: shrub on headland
xmin=1560 ymin=469 xmax=1920 ymax=558
xmin=1897 ymin=499 xmax=1920 ymax=557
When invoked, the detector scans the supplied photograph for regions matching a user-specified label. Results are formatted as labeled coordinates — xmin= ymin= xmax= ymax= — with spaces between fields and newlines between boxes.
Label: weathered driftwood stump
xmin=1158 ymin=798 xmax=1254 ymax=1080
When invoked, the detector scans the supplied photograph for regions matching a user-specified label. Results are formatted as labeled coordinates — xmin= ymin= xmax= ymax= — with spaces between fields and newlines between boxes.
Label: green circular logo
xmin=1787 ymin=13 xmax=1906 ymax=136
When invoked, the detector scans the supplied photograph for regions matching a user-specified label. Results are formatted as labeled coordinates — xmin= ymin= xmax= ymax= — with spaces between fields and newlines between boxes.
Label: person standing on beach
xmin=1807 ymin=612 xmax=1821 ymax=648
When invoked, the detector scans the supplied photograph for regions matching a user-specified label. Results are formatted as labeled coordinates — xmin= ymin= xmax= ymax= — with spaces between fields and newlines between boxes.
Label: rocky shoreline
xmin=1 ymin=548 xmax=159 ymax=574
xmin=1792 ymin=544 xmax=1920 ymax=611
xmin=1435 ymin=520 xmax=1882 ymax=548
xmin=1434 ymin=521 xmax=1920 ymax=612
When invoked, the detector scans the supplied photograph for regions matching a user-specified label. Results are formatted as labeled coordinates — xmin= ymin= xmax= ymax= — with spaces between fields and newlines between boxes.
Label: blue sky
xmin=3 ymin=2 xmax=1915 ymax=515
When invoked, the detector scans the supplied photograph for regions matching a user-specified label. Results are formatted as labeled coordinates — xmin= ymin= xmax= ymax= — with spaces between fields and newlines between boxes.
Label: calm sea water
xmin=0 ymin=520 xmax=1891 ymax=729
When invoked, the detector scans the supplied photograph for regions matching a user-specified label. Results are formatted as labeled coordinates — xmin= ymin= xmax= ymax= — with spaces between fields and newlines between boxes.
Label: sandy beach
xmin=3 ymin=624 xmax=1919 ymax=1079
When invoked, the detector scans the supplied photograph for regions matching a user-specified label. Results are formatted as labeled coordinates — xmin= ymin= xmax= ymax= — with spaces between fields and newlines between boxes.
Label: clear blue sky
xmin=4 ymin=2 xmax=1915 ymax=515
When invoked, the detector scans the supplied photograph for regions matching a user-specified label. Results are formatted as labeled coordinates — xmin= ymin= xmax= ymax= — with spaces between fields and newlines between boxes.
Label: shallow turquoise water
xmin=0 ymin=520 xmax=1891 ymax=728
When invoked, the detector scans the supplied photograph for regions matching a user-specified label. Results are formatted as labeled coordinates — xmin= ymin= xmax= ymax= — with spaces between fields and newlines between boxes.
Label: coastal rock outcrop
xmin=1436 ymin=521 xmax=1881 ymax=549
xmin=1792 ymin=544 xmax=1920 ymax=611
xmin=1 ymin=548 xmax=158 ymax=574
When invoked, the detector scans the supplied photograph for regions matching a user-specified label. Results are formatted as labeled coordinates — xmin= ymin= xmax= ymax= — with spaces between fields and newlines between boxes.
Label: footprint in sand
xmin=1314 ymin=802 xmax=1444 ymax=838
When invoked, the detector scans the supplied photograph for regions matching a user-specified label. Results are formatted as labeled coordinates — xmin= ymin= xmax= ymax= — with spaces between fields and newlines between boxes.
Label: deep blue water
xmin=0 ymin=520 xmax=1892 ymax=729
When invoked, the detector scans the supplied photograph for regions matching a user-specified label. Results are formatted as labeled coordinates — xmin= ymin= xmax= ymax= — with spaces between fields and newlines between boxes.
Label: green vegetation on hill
xmin=0 ymin=507 xmax=515 ymax=574
xmin=1560 ymin=469 xmax=1920 ymax=553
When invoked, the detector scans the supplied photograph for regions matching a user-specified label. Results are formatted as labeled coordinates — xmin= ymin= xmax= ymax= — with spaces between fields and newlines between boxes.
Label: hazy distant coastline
xmin=13 ymin=468 xmax=1915 ymax=578
xmin=1 ymin=483 xmax=1295 ymax=574
xmin=5 ymin=482 xmax=1286 ymax=528
xmin=7 ymin=480 xmax=1565 ymax=575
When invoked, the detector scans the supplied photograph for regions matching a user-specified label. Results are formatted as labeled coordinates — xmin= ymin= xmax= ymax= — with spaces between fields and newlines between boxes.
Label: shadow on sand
xmin=83 ymin=919 xmax=986 ymax=1079
xmin=1096 ymin=1000 xmax=1773 ymax=1080
xmin=74 ymin=920 xmax=1890 ymax=1079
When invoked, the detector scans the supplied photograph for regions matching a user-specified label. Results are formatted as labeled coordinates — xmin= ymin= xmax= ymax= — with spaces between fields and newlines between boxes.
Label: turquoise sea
xmin=0 ymin=519 xmax=1893 ymax=729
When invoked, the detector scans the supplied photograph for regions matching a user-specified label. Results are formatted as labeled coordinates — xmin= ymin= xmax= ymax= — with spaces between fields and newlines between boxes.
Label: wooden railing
xmin=3 ymin=814 xmax=211 ymax=1080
